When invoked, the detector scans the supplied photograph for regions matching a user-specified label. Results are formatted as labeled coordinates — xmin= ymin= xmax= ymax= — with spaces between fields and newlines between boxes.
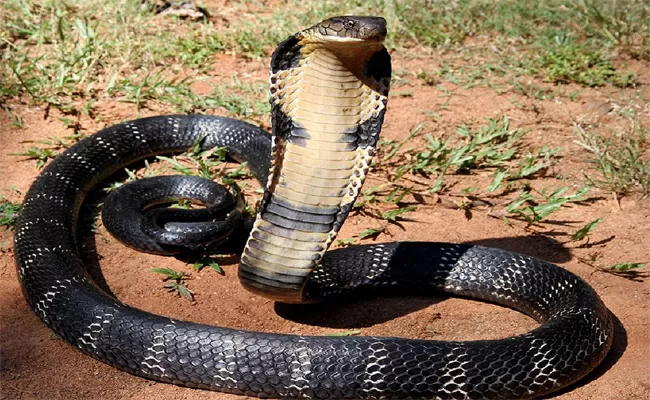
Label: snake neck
xmin=238 ymin=34 xmax=391 ymax=303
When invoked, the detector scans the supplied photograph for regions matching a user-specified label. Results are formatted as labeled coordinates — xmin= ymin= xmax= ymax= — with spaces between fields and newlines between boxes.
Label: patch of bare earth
xmin=1 ymin=51 xmax=649 ymax=400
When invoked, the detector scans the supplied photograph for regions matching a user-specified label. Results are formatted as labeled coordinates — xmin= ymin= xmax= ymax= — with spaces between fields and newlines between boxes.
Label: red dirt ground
xmin=1 ymin=44 xmax=649 ymax=400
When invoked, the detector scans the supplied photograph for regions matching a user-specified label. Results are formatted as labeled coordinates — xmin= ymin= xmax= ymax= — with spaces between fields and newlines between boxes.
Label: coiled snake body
xmin=14 ymin=16 xmax=613 ymax=399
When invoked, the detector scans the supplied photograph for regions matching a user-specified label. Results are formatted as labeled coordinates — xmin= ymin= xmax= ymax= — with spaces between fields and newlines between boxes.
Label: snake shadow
xmin=464 ymin=234 xmax=572 ymax=264
xmin=275 ymin=292 xmax=447 ymax=329
xmin=77 ymin=190 xmax=116 ymax=296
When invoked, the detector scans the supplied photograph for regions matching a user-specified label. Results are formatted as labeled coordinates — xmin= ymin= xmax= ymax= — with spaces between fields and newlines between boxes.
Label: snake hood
xmin=243 ymin=16 xmax=392 ymax=302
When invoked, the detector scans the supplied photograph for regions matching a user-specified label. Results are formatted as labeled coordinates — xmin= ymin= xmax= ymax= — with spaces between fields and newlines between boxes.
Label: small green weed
xmin=221 ymin=163 xmax=251 ymax=185
xmin=430 ymin=63 xmax=507 ymax=90
xmin=10 ymin=147 xmax=59 ymax=169
xmin=103 ymin=163 xmax=157 ymax=193
xmin=610 ymin=262 xmax=645 ymax=272
xmin=579 ymin=253 xmax=648 ymax=280
xmin=381 ymin=117 xmax=533 ymax=194
xmin=151 ymin=267 xmax=194 ymax=300
xmin=208 ymin=84 xmax=270 ymax=119
xmin=156 ymin=134 xmax=227 ymax=180
xmin=10 ymin=133 xmax=85 ymax=169
xmin=156 ymin=156 xmax=195 ymax=176
xmin=192 ymin=256 xmax=224 ymax=274
xmin=488 ymin=145 xmax=561 ymax=193
xmin=0 ymin=197 xmax=21 ymax=229
xmin=159 ymin=31 xmax=226 ymax=71
xmin=114 ymin=72 xmax=196 ymax=111
xmin=325 ymin=330 xmax=361 ymax=337
xmin=571 ymin=218 xmax=603 ymax=241
xmin=382 ymin=205 xmax=418 ymax=222
xmin=510 ymin=78 xmax=558 ymax=100
xmin=501 ymin=186 xmax=590 ymax=225
xmin=3 ymin=109 xmax=24 ymax=128
xmin=339 ymin=182 xmax=418 ymax=246
xmin=337 ymin=226 xmax=387 ymax=246
xmin=354 ymin=183 xmax=412 ymax=208
xmin=157 ymin=141 xmax=251 ymax=186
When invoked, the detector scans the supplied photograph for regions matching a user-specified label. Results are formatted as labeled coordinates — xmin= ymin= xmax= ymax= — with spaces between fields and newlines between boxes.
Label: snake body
xmin=14 ymin=16 xmax=613 ymax=399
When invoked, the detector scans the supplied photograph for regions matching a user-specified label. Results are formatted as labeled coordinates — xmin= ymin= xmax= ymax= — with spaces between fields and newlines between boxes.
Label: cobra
xmin=14 ymin=16 xmax=613 ymax=399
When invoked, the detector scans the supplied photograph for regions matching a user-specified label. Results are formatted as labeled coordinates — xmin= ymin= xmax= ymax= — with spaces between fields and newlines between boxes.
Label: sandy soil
xmin=1 ymin=44 xmax=649 ymax=400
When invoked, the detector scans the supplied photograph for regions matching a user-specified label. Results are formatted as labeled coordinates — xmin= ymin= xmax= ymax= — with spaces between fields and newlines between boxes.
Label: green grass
xmin=1 ymin=0 xmax=256 ymax=113
xmin=190 ymin=255 xmax=225 ymax=274
xmin=9 ymin=132 xmax=84 ymax=168
xmin=575 ymin=120 xmax=650 ymax=198
xmin=611 ymin=262 xmax=646 ymax=272
xmin=571 ymin=218 xmax=602 ymax=241
xmin=523 ymin=37 xmax=638 ymax=87
xmin=0 ymin=197 xmax=21 ymax=229
xmin=156 ymin=136 xmax=253 ymax=187
xmin=405 ymin=0 xmax=644 ymax=92
xmin=324 ymin=330 xmax=361 ymax=337
xmin=151 ymin=267 xmax=194 ymax=300
xmin=347 ymin=116 xmax=584 ymax=236
xmin=502 ymin=186 xmax=590 ymax=225
xmin=578 ymin=252 xmax=647 ymax=280
xmin=4 ymin=1 xmax=645 ymax=199
xmin=379 ymin=117 xmax=556 ymax=194
xmin=4 ymin=0 xmax=647 ymax=111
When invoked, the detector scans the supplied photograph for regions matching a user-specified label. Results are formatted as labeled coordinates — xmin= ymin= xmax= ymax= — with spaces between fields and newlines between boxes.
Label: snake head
xmin=309 ymin=16 xmax=387 ymax=44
